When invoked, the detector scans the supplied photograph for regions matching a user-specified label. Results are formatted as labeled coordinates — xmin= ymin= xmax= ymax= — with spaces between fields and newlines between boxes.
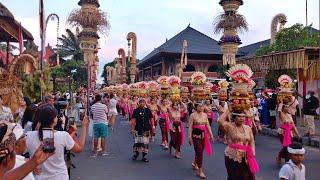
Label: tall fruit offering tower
xmin=68 ymin=0 xmax=109 ymax=103
xmin=214 ymin=0 xmax=248 ymax=66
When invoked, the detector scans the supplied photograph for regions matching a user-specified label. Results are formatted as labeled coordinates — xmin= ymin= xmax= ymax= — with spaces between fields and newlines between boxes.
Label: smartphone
xmin=42 ymin=128 xmax=55 ymax=153
xmin=79 ymin=108 xmax=86 ymax=121
xmin=68 ymin=117 xmax=75 ymax=129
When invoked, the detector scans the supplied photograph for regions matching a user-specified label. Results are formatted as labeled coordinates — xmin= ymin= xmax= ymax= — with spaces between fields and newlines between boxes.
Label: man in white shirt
xmin=279 ymin=143 xmax=306 ymax=180
xmin=90 ymin=94 xmax=109 ymax=157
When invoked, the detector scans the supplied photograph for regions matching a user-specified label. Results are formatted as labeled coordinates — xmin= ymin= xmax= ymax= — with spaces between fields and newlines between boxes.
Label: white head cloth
xmin=287 ymin=146 xmax=305 ymax=155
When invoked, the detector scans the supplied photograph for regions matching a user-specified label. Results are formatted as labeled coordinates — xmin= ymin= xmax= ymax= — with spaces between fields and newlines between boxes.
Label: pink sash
xmin=228 ymin=144 xmax=259 ymax=174
xmin=244 ymin=118 xmax=253 ymax=128
xmin=123 ymin=103 xmax=128 ymax=114
xmin=192 ymin=125 xmax=213 ymax=156
xmin=280 ymin=123 xmax=293 ymax=147
xmin=160 ymin=113 xmax=170 ymax=133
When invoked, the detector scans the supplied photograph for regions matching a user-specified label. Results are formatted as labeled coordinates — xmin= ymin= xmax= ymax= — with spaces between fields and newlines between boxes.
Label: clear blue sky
xmin=1 ymin=0 xmax=319 ymax=83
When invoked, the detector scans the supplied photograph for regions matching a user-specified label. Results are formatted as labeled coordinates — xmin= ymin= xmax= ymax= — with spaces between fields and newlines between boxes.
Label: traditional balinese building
xmin=0 ymin=3 xmax=33 ymax=65
xmin=0 ymin=2 xmax=37 ymax=112
xmin=43 ymin=43 xmax=65 ymax=67
xmin=237 ymin=27 xmax=319 ymax=95
xmin=137 ymin=26 xmax=223 ymax=82
xmin=137 ymin=24 xmax=319 ymax=99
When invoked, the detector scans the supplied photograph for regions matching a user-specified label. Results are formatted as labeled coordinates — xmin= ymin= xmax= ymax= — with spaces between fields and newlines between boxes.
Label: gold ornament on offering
xmin=190 ymin=72 xmax=207 ymax=86
xmin=137 ymin=82 xmax=148 ymax=98
xmin=205 ymin=82 xmax=213 ymax=100
xmin=180 ymin=86 xmax=189 ymax=100
xmin=168 ymin=76 xmax=181 ymax=102
xmin=157 ymin=76 xmax=170 ymax=96
xmin=277 ymin=75 xmax=294 ymax=104
xmin=129 ymin=83 xmax=139 ymax=96
xmin=147 ymin=81 xmax=159 ymax=98
xmin=190 ymin=72 xmax=207 ymax=101
xmin=227 ymin=64 xmax=253 ymax=111
xmin=218 ymin=80 xmax=229 ymax=101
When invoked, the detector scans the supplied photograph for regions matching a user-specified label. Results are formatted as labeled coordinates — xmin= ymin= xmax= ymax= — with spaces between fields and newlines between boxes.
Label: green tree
xmin=265 ymin=69 xmax=296 ymax=89
xmin=23 ymin=67 xmax=52 ymax=102
xmin=52 ymin=60 xmax=87 ymax=91
xmin=55 ymin=29 xmax=83 ymax=61
xmin=216 ymin=65 xmax=228 ymax=78
xmin=256 ymin=24 xmax=319 ymax=56
xmin=255 ymin=23 xmax=318 ymax=88
xmin=101 ymin=60 xmax=115 ymax=84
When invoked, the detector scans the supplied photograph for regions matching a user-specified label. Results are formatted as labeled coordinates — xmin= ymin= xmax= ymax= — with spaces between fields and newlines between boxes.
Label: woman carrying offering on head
xmin=189 ymin=103 xmax=213 ymax=179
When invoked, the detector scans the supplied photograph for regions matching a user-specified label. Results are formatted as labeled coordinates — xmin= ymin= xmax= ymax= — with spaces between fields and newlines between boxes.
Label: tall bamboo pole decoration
xmin=270 ymin=14 xmax=287 ymax=44
xmin=127 ymin=32 xmax=137 ymax=83
xmin=45 ymin=13 xmax=60 ymax=65
xmin=68 ymin=0 xmax=109 ymax=110
xmin=118 ymin=48 xmax=126 ymax=83
xmin=179 ymin=40 xmax=188 ymax=79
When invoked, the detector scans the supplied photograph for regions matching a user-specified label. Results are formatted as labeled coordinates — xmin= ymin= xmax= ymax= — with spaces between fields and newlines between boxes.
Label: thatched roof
xmin=0 ymin=3 xmax=14 ymax=20
xmin=0 ymin=3 xmax=33 ymax=42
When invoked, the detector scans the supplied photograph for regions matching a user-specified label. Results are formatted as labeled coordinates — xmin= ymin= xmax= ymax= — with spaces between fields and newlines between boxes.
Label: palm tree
xmin=55 ymin=29 xmax=83 ymax=61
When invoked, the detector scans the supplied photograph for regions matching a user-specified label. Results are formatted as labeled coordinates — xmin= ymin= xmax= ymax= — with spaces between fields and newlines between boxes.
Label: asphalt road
xmin=70 ymin=117 xmax=320 ymax=180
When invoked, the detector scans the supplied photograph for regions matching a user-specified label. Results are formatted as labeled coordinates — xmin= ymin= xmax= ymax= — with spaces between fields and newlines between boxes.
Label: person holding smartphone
xmin=25 ymin=103 xmax=89 ymax=180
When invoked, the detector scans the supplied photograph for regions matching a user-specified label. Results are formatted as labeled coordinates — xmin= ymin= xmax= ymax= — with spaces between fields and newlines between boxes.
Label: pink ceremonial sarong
xmin=160 ymin=113 xmax=170 ymax=133
xmin=228 ymin=144 xmax=259 ymax=174
xmin=192 ymin=125 xmax=213 ymax=156
xmin=280 ymin=123 xmax=293 ymax=147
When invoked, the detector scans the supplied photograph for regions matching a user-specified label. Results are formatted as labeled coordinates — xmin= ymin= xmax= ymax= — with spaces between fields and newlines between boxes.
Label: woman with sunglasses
xmin=218 ymin=109 xmax=258 ymax=180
